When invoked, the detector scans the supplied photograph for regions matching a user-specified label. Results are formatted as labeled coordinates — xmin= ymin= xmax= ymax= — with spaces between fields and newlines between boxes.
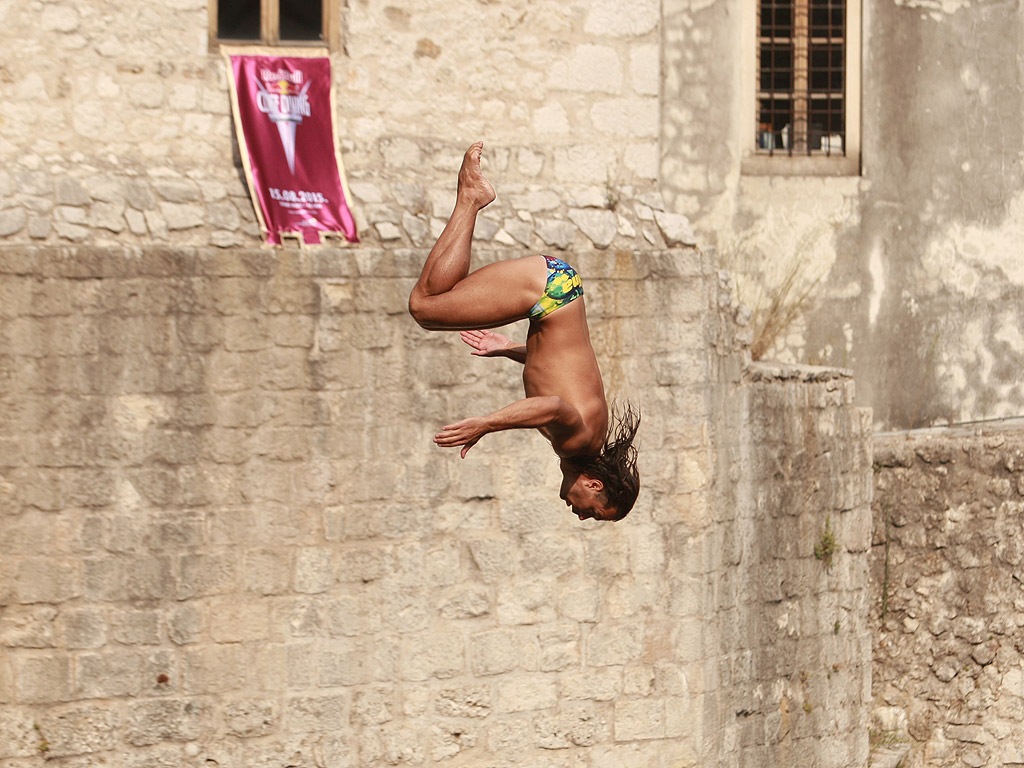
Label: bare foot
xmin=457 ymin=141 xmax=496 ymax=210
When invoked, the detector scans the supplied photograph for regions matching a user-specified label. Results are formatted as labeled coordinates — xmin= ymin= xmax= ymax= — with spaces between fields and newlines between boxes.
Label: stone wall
xmin=0 ymin=0 xmax=698 ymax=255
xmin=0 ymin=244 xmax=718 ymax=767
xmin=709 ymin=356 xmax=874 ymax=768
xmin=0 ymin=244 xmax=875 ymax=767
xmin=871 ymin=426 xmax=1024 ymax=767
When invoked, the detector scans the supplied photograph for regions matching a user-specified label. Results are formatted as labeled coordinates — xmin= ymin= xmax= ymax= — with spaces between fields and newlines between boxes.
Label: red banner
xmin=226 ymin=53 xmax=358 ymax=245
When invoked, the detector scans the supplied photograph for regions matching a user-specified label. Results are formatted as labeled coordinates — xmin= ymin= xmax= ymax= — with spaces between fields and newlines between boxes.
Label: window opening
xmin=213 ymin=0 xmax=330 ymax=47
xmin=218 ymin=0 xmax=261 ymax=41
xmin=757 ymin=0 xmax=845 ymax=156
xmin=280 ymin=0 xmax=323 ymax=42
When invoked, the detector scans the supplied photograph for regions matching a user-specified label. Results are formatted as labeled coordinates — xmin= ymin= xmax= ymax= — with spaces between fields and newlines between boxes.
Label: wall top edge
xmin=0 ymin=244 xmax=707 ymax=281
xmin=745 ymin=360 xmax=854 ymax=383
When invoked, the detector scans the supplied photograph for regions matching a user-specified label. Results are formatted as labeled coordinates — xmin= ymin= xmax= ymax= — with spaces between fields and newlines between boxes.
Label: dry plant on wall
xmin=721 ymin=222 xmax=832 ymax=361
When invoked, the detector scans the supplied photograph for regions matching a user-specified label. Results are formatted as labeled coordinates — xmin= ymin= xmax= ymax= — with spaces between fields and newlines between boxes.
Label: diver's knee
xmin=408 ymin=290 xmax=437 ymax=330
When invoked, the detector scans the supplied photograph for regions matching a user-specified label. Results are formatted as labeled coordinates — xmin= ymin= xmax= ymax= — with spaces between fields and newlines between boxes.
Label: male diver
xmin=408 ymin=142 xmax=640 ymax=522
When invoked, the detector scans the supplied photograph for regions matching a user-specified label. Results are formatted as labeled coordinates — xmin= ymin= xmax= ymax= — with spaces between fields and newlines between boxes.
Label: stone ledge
xmin=745 ymin=361 xmax=853 ymax=383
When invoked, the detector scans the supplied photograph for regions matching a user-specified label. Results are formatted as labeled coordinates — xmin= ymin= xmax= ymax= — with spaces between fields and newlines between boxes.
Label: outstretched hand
xmin=434 ymin=417 xmax=490 ymax=458
xmin=461 ymin=329 xmax=512 ymax=357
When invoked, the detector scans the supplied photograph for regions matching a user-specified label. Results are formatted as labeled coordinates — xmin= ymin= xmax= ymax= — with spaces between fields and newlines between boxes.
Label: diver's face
xmin=559 ymin=462 xmax=615 ymax=521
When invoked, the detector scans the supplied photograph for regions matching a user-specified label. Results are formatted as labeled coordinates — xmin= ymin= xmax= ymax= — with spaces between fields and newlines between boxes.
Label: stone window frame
xmin=209 ymin=0 xmax=339 ymax=51
xmin=741 ymin=0 xmax=862 ymax=177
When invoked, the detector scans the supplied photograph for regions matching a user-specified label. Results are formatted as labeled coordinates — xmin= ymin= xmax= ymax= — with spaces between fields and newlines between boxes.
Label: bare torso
xmin=522 ymin=262 xmax=608 ymax=457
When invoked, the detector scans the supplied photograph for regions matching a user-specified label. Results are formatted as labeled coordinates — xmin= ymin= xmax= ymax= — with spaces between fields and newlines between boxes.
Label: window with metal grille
xmin=213 ymin=0 xmax=331 ymax=47
xmin=757 ymin=0 xmax=846 ymax=156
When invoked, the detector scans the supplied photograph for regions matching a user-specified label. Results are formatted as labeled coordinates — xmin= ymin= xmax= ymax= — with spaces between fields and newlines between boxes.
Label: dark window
xmin=280 ymin=0 xmax=323 ymax=41
xmin=218 ymin=0 xmax=261 ymax=41
xmin=214 ymin=0 xmax=328 ymax=46
xmin=757 ymin=0 xmax=846 ymax=156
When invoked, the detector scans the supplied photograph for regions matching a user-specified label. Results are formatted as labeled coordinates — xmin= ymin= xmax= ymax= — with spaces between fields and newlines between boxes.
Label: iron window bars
xmin=757 ymin=0 xmax=846 ymax=156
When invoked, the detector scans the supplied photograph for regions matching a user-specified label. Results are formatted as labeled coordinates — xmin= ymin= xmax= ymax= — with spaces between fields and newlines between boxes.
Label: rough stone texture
xmin=0 ymin=245 xmax=872 ymax=767
xmin=871 ymin=426 xmax=1024 ymax=768
xmin=707 ymin=333 xmax=875 ymax=766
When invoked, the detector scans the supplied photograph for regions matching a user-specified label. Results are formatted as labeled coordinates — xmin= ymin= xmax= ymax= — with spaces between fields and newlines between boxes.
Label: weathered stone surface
xmin=568 ymin=208 xmax=618 ymax=248
xmin=0 ymin=244 xmax=874 ymax=768
xmin=535 ymin=218 xmax=576 ymax=250
xmin=872 ymin=430 xmax=1024 ymax=768
xmin=0 ymin=209 xmax=27 ymax=237
xmin=653 ymin=210 xmax=697 ymax=247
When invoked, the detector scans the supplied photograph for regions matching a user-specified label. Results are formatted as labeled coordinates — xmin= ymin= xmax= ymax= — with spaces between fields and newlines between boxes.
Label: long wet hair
xmin=571 ymin=402 xmax=641 ymax=521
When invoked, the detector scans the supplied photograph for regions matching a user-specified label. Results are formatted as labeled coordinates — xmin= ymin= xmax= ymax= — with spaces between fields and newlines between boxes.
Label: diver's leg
xmin=409 ymin=255 xmax=547 ymax=331
xmin=411 ymin=141 xmax=495 ymax=300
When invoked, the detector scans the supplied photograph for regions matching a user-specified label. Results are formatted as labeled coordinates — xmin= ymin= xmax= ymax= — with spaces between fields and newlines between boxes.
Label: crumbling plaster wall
xmin=661 ymin=0 xmax=1024 ymax=429
xmin=872 ymin=427 xmax=1024 ymax=767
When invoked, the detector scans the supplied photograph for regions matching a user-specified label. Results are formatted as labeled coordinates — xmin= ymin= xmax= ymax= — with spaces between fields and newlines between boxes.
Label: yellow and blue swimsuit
xmin=529 ymin=256 xmax=584 ymax=320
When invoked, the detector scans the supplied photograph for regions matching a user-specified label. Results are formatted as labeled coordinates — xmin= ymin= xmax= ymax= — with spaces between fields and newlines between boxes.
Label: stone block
xmin=125 ymin=698 xmax=208 ymax=746
xmin=585 ymin=0 xmax=658 ymax=35
xmin=75 ymin=651 xmax=145 ymax=698
xmin=123 ymin=555 xmax=175 ymax=600
xmin=167 ymin=602 xmax=204 ymax=646
xmin=496 ymin=675 xmax=558 ymax=713
xmin=587 ymin=623 xmax=644 ymax=667
xmin=553 ymin=144 xmax=619 ymax=185
xmin=83 ymin=557 xmax=126 ymax=602
xmin=568 ymin=208 xmax=618 ymax=249
xmin=0 ymin=605 xmax=57 ymax=648
xmin=561 ymin=668 xmax=622 ymax=703
xmin=182 ymin=644 xmax=246 ymax=695
xmin=222 ymin=315 xmax=270 ymax=352
xmin=560 ymin=582 xmax=601 ymax=624
xmin=0 ymin=704 xmax=38 ymax=757
xmin=520 ymin=534 xmax=582 ymax=576
xmin=15 ymin=558 xmax=79 ymax=604
xmin=535 ymin=703 xmax=609 ymax=749
xmin=207 ymin=598 xmax=271 ymax=643
xmin=497 ymin=580 xmax=556 ymax=626
xmin=249 ymin=644 xmax=287 ymax=693
xmin=318 ymin=636 xmax=399 ymax=687
xmin=223 ymin=698 xmax=277 ymax=738
xmin=535 ymin=218 xmax=577 ymax=250
xmin=60 ymin=607 xmax=107 ymax=649
xmin=403 ymin=632 xmax=464 ymax=682
xmin=485 ymin=715 xmax=533 ymax=760
xmin=177 ymin=552 xmax=237 ymax=599
xmin=285 ymin=694 xmax=349 ymax=733
xmin=351 ymin=686 xmax=394 ymax=725
xmin=242 ymin=549 xmax=292 ymax=596
xmin=435 ymin=685 xmax=492 ymax=718
xmin=13 ymin=654 xmax=71 ymax=703
xmin=37 ymin=704 xmax=119 ymax=757
xmin=630 ymin=44 xmax=660 ymax=96
xmin=109 ymin=606 xmax=160 ymax=651
xmin=471 ymin=629 xmax=520 ymax=677
xmin=548 ymin=45 xmax=623 ymax=93
xmin=613 ymin=698 xmax=666 ymax=741
xmin=293 ymin=547 xmax=332 ymax=594
xmin=438 ymin=584 xmax=492 ymax=620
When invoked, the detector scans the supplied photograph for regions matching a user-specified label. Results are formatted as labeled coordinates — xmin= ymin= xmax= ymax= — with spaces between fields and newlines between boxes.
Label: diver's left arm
xmin=434 ymin=396 xmax=581 ymax=458
xmin=461 ymin=330 xmax=527 ymax=364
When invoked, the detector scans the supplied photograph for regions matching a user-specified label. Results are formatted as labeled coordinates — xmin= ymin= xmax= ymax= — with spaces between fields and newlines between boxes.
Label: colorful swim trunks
xmin=529 ymin=256 xmax=584 ymax=320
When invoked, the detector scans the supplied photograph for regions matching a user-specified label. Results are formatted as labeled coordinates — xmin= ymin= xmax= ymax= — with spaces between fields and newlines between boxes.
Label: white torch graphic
xmin=254 ymin=76 xmax=312 ymax=174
